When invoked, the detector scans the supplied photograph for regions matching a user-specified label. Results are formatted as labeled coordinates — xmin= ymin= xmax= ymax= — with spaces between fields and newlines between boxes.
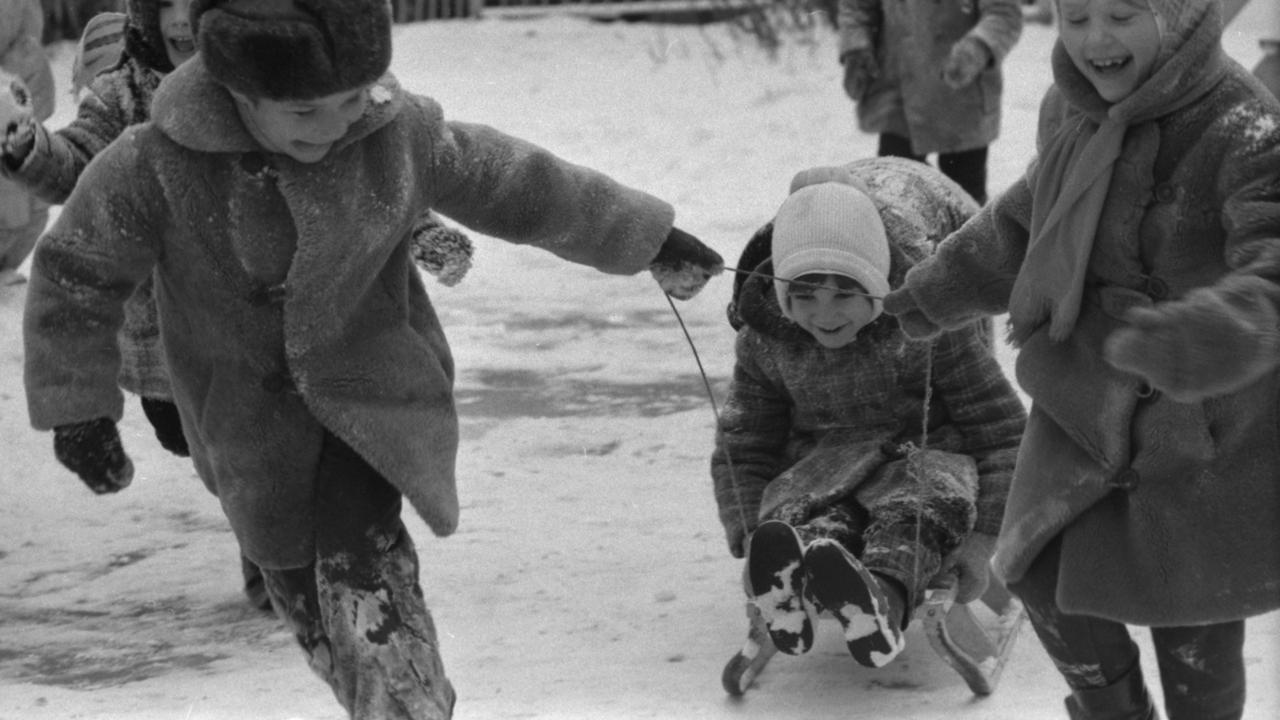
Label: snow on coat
xmin=893 ymin=9 xmax=1280 ymax=625
xmin=712 ymin=157 xmax=1025 ymax=553
xmin=23 ymin=56 xmax=675 ymax=569
xmin=835 ymin=0 xmax=1022 ymax=155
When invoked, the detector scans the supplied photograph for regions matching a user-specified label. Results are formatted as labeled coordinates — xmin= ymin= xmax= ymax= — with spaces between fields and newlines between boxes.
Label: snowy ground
xmin=2 ymin=5 xmax=1278 ymax=720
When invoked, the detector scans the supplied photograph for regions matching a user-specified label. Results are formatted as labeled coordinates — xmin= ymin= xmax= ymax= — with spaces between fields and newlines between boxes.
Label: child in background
xmin=835 ymin=0 xmax=1022 ymax=204
xmin=22 ymin=1 xmax=722 ymax=717
xmin=0 ymin=0 xmax=53 ymax=285
xmin=713 ymin=157 xmax=1024 ymax=666
xmin=884 ymin=1 xmax=1280 ymax=717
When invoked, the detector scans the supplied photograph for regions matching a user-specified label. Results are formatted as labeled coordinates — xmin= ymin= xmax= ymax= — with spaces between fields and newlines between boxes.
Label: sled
xmin=721 ymin=573 xmax=1025 ymax=697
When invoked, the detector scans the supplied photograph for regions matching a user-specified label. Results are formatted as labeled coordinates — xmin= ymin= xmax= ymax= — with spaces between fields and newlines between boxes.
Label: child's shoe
xmin=803 ymin=538 xmax=906 ymax=668
xmin=747 ymin=520 xmax=818 ymax=655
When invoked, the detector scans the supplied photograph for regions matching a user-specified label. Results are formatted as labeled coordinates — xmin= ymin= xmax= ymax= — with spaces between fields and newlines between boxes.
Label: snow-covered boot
xmin=803 ymin=538 xmax=906 ymax=668
xmin=1064 ymin=661 xmax=1158 ymax=720
xmin=747 ymin=520 xmax=818 ymax=655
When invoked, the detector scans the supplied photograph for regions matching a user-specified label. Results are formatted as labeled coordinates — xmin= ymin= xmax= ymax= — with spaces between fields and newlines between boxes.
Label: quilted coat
xmin=24 ymin=56 xmax=675 ymax=569
xmin=835 ymin=0 xmax=1022 ymax=155
xmin=4 ymin=57 xmax=169 ymax=398
xmin=712 ymin=158 xmax=1026 ymax=554
xmin=892 ymin=8 xmax=1280 ymax=624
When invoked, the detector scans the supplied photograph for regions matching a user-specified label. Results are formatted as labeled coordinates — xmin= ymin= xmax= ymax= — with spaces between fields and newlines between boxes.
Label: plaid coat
xmin=711 ymin=158 xmax=1025 ymax=556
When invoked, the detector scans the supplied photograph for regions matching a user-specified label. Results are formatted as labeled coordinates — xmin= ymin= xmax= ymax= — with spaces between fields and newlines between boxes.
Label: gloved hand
xmin=1103 ymin=290 xmax=1280 ymax=402
xmin=53 ymin=418 xmax=135 ymax=494
xmin=841 ymin=48 xmax=878 ymax=100
xmin=0 ymin=75 xmax=35 ymax=166
xmin=139 ymin=396 xmax=190 ymax=457
xmin=940 ymin=532 xmax=997 ymax=604
xmin=409 ymin=212 xmax=474 ymax=287
xmin=942 ymin=36 xmax=992 ymax=90
xmin=649 ymin=226 xmax=724 ymax=300
xmin=882 ymin=285 xmax=944 ymax=339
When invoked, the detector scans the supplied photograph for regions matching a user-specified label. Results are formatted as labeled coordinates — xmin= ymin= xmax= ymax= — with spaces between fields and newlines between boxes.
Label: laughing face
xmin=159 ymin=0 xmax=197 ymax=68
xmin=785 ymin=274 xmax=876 ymax=349
xmin=1057 ymin=0 xmax=1162 ymax=103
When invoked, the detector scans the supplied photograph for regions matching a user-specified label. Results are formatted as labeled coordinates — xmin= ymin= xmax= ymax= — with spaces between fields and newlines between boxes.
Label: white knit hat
xmin=772 ymin=181 xmax=890 ymax=322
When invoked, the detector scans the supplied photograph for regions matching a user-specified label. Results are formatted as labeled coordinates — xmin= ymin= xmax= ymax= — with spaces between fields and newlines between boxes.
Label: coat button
xmin=1153 ymin=183 xmax=1177 ymax=203
xmin=1142 ymin=275 xmax=1169 ymax=300
xmin=1109 ymin=468 xmax=1140 ymax=491
xmin=262 ymin=372 xmax=292 ymax=393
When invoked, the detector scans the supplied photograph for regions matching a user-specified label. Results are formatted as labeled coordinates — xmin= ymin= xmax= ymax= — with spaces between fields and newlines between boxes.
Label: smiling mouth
xmin=1088 ymin=56 xmax=1131 ymax=74
xmin=168 ymin=36 xmax=196 ymax=54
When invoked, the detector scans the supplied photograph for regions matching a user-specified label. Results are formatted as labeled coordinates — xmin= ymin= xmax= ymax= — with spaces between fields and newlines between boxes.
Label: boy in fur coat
xmin=713 ymin=157 xmax=1025 ymax=667
xmin=884 ymin=1 xmax=1280 ymax=717
xmin=0 ymin=0 xmax=53 ymax=285
xmin=21 ymin=0 xmax=723 ymax=717
xmin=1 ymin=0 xmax=474 ymax=612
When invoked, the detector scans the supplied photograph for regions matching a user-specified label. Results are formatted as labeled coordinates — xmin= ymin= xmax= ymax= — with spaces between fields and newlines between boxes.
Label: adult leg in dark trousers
xmin=261 ymin=431 xmax=456 ymax=720
xmin=1009 ymin=535 xmax=1246 ymax=720
xmin=877 ymin=133 xmax=989 ymax=205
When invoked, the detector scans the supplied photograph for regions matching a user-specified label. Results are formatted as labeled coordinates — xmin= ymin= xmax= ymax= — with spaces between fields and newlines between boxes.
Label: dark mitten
xmin=882 ymin=286 xmax=944 ymax=339
xmin=1103 ymin=286 xmax=1280 ymax=402
xmin=53 ymin=418 xmax=134 ymax=494
xmin=649 ymin=226 xmax=724 ymax=300
xmin=942 ymin=36 xmax=991 ymax=89
xmin=840 ymin=48 xmax=878 ymax=100
xmin=409 ymin=212 xmax=474 ymax=287
xmin=140 ymin=396 xmax=189 ymax=457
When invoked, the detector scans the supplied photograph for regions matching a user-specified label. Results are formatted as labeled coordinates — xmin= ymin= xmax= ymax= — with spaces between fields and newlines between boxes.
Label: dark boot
xmin=747 ymin=520 xmax=817 ymax=655
xmin=803 ymin=538 xmax=906 ymax=668
xmin=241 ymin=554 xmax=273 ymax=613
xmin=1064 ymin=661 xmax=1158 ymax=720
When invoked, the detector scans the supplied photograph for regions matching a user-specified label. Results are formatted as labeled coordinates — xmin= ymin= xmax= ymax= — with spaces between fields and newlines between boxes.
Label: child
xmin=835 ymin=0 xmax=1023 ymax=204
xmin=3 ymin=0 xmax=474 ymax=612
xmin=713 ymin=157 xmax=1025 ymax=666
xmin=21 ymin=1 xmax=722 ymax=717
xmin=0 ymin=0 xmax=53 ymax=285
xmin=884 ymin=1 xmax=1280 ymax=717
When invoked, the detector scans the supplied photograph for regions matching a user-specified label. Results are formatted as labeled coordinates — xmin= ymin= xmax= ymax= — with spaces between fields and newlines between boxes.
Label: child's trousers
xmin=260 ymin=432 xmax=456 ymax=720
xmin=1010 ymin=535 xmax=1246 ymax=720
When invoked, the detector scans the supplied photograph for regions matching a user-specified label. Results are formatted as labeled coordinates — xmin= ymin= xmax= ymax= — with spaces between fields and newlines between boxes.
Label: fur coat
xmin=892 ymin=8 xmax=1280 ymax=624
xmin=24 ymin=57 xmax=674 ymax=569
xmin=712 ymin=158 xmax=1025 ymax=555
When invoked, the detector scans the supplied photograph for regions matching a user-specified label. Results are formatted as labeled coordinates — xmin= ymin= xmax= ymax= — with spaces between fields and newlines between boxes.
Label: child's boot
xmin=803 ymin=538 xmax=906 ymax=668
xmin=747 ymin=519 xmax=818 ymax=655
xmin=1063 ymin=661 xmax=1158 ymax=720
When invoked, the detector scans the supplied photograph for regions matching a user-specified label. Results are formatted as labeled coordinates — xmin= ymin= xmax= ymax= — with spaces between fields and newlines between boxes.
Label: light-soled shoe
xmin=803 ymin=539 xmax=906 ymax=668
xmin=747 ymin=520 xmax=818 ymax=655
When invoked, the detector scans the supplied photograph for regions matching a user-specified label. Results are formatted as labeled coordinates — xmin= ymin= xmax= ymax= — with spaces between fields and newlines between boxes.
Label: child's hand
xmin=841 ymin=49 xmax=878 ymax=100
xmin=882 ymin=286 xmax=944 ymax=339
xmin=1103 ymin=288 xmax=1280 ymax=402
xmin=53 ymin=418 xmax=135 ymax=494
xmin=649 ymin=226 xmax=724 ymax=300
xmin=942 ymin=36 xmax=992 ymax=90
xmin=0 ymin=75 xmax=35 ymax=165
xmin=940 ymin=532 xmax=996 ymax=604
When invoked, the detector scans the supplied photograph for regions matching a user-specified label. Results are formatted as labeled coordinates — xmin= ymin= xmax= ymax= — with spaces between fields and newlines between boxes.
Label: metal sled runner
xmin=721 ymin=574 xmax=1025 ymax=697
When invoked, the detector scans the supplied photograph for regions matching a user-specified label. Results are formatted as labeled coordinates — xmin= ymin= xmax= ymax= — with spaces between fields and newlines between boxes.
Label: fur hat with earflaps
xmin=192 ymin=0 xmax=393 ymax=100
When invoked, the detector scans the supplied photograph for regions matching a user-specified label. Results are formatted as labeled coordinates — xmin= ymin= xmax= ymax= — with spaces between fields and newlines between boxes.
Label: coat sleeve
xmin=929 ymin=323 xmax=1026 ymax=536
xmin=969 ymin=0 xmax=1023 ymax=63
xmin=0 ymin=0 xmax=53 ymax=121
xmin=23 ymin=138 xmax=165 ymax=430
xmin=3 ymin=68 xmax=138 ymax=204
xmin=835 ymin=0 xmax=881 ymax=59
xmin=411 ymin=96 xmax=675 ymax=275
xmin=711 ymin=331 xmax=793 ymax=535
